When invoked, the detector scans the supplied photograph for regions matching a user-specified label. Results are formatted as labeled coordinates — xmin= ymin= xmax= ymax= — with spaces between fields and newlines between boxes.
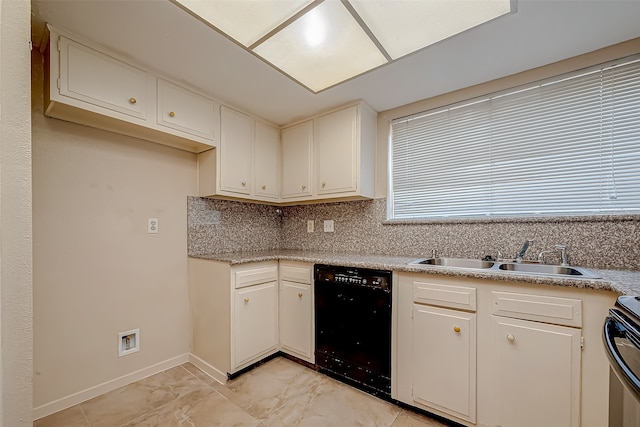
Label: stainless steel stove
xmin=604 ymin=296 xmax=640 ymax=426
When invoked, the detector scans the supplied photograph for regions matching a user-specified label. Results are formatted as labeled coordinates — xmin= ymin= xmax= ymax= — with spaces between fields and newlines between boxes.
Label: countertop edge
xmin=189 ymin=251 xmax=639 ymax=295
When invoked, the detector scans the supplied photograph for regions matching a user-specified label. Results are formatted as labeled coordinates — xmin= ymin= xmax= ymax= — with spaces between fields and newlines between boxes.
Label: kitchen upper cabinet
xmin=198 ymin=107 xmax=280 ymax=202
xmin=188 ymin=259 xmax=279 ymax=380
xmin=254 ymin=121 xmax=280 ymax=200
xmin=57 ymin=35 xmax=148 ymax=120
xmin=315 ymin=103 xmax=375 ymax=197
xmin=44 ymin=25 xmax=216 ymax=153
xmin=279 ymin=262 xmax=314 ymax=362
xmin=220 ymin=106 xmax=253 ymax=195
xmin=157 ymin=79 xmax=215 ymax=141
xmin=281 ymin=120 xmax=313 ymax=199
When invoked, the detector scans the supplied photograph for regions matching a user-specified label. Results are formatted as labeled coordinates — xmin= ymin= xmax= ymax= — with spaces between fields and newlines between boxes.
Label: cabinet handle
xmin=301 ymin=184 xmax=306 ymax=190
xmin=129 ymin=97 xmax=137 ymax=104
xmin=169 ymin=111 xmax=175 ymax=117
xmin=507 ymin=334 xmax=515 ymax=342
xmin=297 ymin=292 xmax=303 ymax=298
xmin=241 ymin=181 xmax=246 ymax=187
xmin=244 ymin=298 xmax=249 ymax=303
xmin=453 ymin=326 xmax=461 ymax=333
xmin=262 ymin=184 xmax=267 ymax=190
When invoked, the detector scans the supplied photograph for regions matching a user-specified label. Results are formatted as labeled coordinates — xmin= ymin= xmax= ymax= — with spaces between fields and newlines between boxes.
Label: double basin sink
xmin=409 ymin=257 xmax=601 ymax=279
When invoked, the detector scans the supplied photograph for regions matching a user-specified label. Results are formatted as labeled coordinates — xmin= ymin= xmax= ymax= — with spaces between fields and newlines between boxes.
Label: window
xmin=389 ymin=56 xmax=640 ymax=220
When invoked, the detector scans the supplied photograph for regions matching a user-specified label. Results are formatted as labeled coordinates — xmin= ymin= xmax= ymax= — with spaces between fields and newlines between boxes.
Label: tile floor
xmin=34 ymin=356 xmax=451 ymax=427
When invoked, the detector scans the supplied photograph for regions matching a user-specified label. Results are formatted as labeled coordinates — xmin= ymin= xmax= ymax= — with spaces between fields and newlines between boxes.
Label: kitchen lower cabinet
xmin=489 ymin=291 xmax=583 ymax=427
xmin=396 ymin=272 xmax=614 ymax=427
xmin=412 ymin=305 xmax=476 ymax=423
xmin=188 ymin=259 xmax=279 ymax=381
xmin=279 ymin=262 xmax=314 ymax=362
xmin=397 ymin=274 xmax=477 ymax=424
xmin=233 ymin=281 xmax=278 ymax=369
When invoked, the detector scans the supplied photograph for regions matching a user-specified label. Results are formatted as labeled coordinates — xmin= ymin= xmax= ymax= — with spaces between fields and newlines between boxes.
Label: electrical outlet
xmin=307 ymin=220 xmax=314 ymax=233
xmin=147 ymin=218 xmax=158 ymax=234
xmin=323 ymin=220 xmax=334 ymax=232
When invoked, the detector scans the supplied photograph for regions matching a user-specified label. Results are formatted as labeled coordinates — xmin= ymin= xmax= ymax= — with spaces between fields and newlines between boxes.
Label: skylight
xmin=173 ymin=0 xmax=515 ymax=93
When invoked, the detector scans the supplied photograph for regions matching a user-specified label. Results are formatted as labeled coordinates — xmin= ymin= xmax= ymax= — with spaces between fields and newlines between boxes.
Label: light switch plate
xmin=307 ymin=220 xmax=314 ymax=233
xmin=323 ymin=220 xmax=334 ymax=232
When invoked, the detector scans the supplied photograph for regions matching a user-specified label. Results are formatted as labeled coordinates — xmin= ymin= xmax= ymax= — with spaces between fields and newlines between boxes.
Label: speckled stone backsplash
xmin=188 ymin=197 xmax=640 ymax=271
xmin=187 ymin=196 xmax=283 ymax=255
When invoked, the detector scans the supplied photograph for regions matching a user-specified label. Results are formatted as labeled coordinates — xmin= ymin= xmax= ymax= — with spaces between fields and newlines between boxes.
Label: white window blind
xmin=389 ymin=56 xmax=640 ymax=220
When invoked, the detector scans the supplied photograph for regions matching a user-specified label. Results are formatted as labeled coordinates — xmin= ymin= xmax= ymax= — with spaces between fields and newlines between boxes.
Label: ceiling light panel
xmin=254 ymin=0 xmax=388 ymax=92
xmin=175 ymin=0 xmax=313 ymax=47
xmin=350 ymin=0 xmax=514 ymax=59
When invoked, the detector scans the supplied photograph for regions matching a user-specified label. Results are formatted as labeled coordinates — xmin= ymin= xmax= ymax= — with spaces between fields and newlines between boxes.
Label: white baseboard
xmin=188 ymin=353 xmax=227 ymax=385
xmin=33 ymin=353 xmax=189 ymax=421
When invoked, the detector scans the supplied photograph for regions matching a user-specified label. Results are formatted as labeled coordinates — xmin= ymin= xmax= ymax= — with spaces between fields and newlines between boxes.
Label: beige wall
xmin=32 ymin=49 xmax=196 ymax=410
xmin=0 ymin=0 xmax=33 ymax=425
xmin=375 ymin=37 xmax=640 ymax=197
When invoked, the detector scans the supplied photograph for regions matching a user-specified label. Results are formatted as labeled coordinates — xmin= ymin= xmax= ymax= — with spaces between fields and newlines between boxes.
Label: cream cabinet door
xmin=220 ymin=106 xmax=253 ymax=195
xmin=59 ymin=36 xmax=147 ymax=119
xmin=156 ymin=79 xmax=215 ymax=140
xmin=281 ymin=120 xmax=313 ymax=199
xmin=316 ymin=105 xmax=358 ymax=195
xmin=491 ymin=316 xmax=581 ymax=427
xmin=254 ymin=121 xmax=280 ymax=200
xmin=412 ymin=304 xmax=477 ymax=423
xmin=232 ymin=281 xmax=278 ymax=370
xmin=280 ymin=281 xmax=313 ymax=361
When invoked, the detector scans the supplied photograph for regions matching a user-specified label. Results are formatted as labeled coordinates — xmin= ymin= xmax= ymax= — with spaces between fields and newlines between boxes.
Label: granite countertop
xmin=190 ymin=250 xmax=640 ymax=296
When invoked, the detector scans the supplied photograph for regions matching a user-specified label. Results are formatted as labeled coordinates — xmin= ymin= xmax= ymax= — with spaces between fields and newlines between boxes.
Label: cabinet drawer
xmin=59 ymin=36 xmax=147 ymax=119
xmin=157 ymin=79 xmax=215 ymax=140
xmin=280 ymin=263 xmax=312 ymax=285
xmin=234 ymin=266 xmax=278 ymax=289
xmin=413 ymin=280 xmax=477 ymax=311
xmin=491 ymin=291 xmax=582 ymax=328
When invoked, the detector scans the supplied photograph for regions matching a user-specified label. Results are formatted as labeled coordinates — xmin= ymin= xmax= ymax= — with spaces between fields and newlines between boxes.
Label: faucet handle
xmin=431 ymin=249 xmax=438 ymax=258
xmin=554 ymin=245 xmax=569 ymax=266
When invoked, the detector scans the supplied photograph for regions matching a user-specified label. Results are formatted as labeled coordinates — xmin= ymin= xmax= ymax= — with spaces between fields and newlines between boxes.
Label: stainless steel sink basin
xmin=410 ymin=257 xmax=496 ymax=269
xmin=409 ymin=257 xmax=601 ymax=279
xmin=498 ymin=262 xmax=601 ymax=279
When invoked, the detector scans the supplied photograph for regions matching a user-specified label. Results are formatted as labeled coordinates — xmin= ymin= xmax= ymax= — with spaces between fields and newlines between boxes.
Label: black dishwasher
xmin=314 ymin=264 xmax=392 ymax=398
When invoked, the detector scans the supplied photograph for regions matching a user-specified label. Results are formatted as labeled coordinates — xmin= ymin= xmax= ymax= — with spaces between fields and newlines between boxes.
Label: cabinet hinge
xmin=411 ymin=386 xmax=414 ymax=397
xmin=581 ymin=336 xmax=584 ymax=350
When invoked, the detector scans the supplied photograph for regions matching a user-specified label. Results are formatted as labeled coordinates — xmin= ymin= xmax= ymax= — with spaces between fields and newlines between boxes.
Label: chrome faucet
xmin=538 ymin=245 xmax=569 ymax=266
xmin=514 ymin=240 xmax=533 ymax=263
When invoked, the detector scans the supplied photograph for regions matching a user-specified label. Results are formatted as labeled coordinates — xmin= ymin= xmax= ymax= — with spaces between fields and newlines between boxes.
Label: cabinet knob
xmin=301 ymin=184 xmax=306 ymax=190
xmin=507 ymin=334 xmax=515 ymax=342
xmin=244 ymin=298 xmax=249 ymax=303
xmin=453 ymin=326 xmax=461 ymax=333
xmin=298 ymin=292 xmax=303 ymax=298
xmin=169 ymin=111 xmax=175 ymax=117
xmin=262 ymin=184 xmax=267 ymax=190
xmin=129 ymin=97 xmax=137 ymax=104
xmin=241 ymin=181 xmax=246 ymax=187
xmin=322 ymin=181 xmax=326 ymax=188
